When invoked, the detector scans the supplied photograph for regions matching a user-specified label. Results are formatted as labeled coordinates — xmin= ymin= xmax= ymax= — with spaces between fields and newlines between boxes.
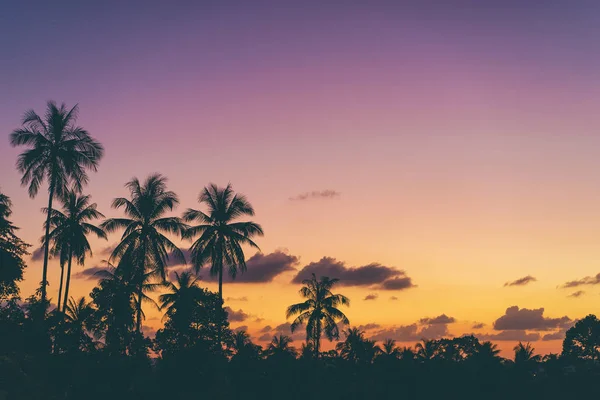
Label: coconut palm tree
xmin=415 ymin=339 xmax=440 ymax=362
xmin=45 ymin=190 xmax=106 ymax=311
xmin=286 ymin=273 xmax=350 ymax=358
xmin=514 ymin=342 xmax=541 ymax=372
xmin=62 ymin=296 xmax=97 ymax=351
xmin=101 ymin=174 xmax=186 ymax=332
xmin=267 ymin=334 xmax=297 ymax=358
xmin=183 ymin=183 xmax=263 ymax=301
xmin=10 ymin=101 xmax=104 ymax=303
xmin=380 ymin=338 xmax=400 ymax=359
xmin=159 ymin=271 xmax=204 ymax=330
xmin=336 ymin=327 xmax=381 ymax=364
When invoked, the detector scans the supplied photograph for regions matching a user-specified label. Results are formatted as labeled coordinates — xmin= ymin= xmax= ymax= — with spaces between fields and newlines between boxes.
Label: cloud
xmin=561 ymin=273 xmax=600 ymax=288
xmin=258 ymin=333 xmax=273 ymax=341
xmin=30 ymin=247 xmax=44 ymax=261
xmin=260 ymin=325 xmax=273 ymax=333
xmin=504 ymin=275 xmax=537 ymax=287
xmin=142 ymin=326 xmax=158 ymax=339
xmin=492 ymin=306 xmax=571 ymax=331
xmin=370 ymin=323 xmax=449 ymax=342
xmin=364 ymin=294 xmax=378 ymax=301
xmin=419 ymin=314 xmax=456 ymax=325
xmin=357 ymin=323 xmax=381 ymax=331
xmin=472 ymin=323 xmax=486 ymax=330
xmin=224 ymin=307 xmax=249 ymax=322
xmin=99 ymin=244 xmax=117 ymax=256
xmin=568 ymin=290 xmax=585 ymax=298
xmin=198 ymin=251 xmax=299 ymax=283
xmin=226 ymin=296 xmax=248 ymax=302
xmin=289 ymin=190 xmax=340 ymax=201
xmin=291 ymin=257 xmax=415 ymax=291
xmin=542 ymin=331 xmax=566 ymax=341
xmin=379 ymin=275 xmax=416 ymax=291
xmin=234 ymin=325 xmax=249 ymax=333
xmin=478 ymin=330 xmax=541 ymax=342
xmin=390 ymin=296 xmax=399 ymax=301
xmin=72 ymin=266 xmax=109 ymax=280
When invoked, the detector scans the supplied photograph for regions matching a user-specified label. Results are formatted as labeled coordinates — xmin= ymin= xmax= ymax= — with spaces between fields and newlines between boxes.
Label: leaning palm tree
xmin=183 ymin=183 xmax=263 ymax=301
xmin=10 ymin=101 xmax=104 ymax=303
xmin=286 ymin=274 xmax=350 ymax=358
xmin=101 ymin=174 xmax=186 ymax=332
xmin=45 ymin=190 xmax=106 ymax=311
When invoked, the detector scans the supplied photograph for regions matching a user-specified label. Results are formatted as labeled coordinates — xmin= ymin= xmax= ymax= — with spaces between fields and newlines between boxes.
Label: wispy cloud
xmin=568 ymin=290 xmax=585 ymax=298
xmin=289 ymin=190 xmax=340 ymax=201
xmin=561 ymin=273 xmax=600 ymax=288
xmin=504 ymin=275 xmax=537 ymax=287
xmin=363 ymin=294 xmax=378 ymax=301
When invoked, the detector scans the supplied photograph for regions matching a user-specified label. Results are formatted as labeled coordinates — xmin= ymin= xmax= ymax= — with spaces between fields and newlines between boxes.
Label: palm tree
xmin=45 ymin=190 xmax=106 ymax=311
xmin=10 ymin=101 xmax=104 ymax=303
xmin=232 ymin=330 xmax=262 ymax=359
xmin=62 ymin=296 xmax=97 ymax=351
xmin=267 ymin=334 xmax=297 ymax=358
xmin=415 ymin=339 xmax=440 ymax=362
xmin=286 ymin=273 xmax=350 ymax=358
xmin=514 ymin=342 xmax=541 ymax=372
xmin=159 ymin=271 xmax=203 ymax=328
xmin=336 ymin=327 xmax=380 ymax=364
xmin=380 ymin=338 xmax=400 ymax=359
xmin=183 ymin=183 xmax=263 ymax=301
xmin=101 ymin=174 xmax=186 ymax=332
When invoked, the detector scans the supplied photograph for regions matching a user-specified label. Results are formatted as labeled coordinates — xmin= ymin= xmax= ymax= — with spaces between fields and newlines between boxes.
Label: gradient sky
xmin=2 ymin=0 xmax=600 ymax=355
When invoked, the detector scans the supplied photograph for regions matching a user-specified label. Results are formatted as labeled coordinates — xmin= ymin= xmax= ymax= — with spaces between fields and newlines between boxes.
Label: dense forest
xmin=2 ymin=102 xmax=600 ymax=399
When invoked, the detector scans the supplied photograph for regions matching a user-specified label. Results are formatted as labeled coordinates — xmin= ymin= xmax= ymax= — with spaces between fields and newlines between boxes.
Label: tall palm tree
xmin=10 ymin=101 xmax=104 ymax=303
xmin=45 ymin=190 xmax=106 ymax=311
xmin=286 ymin=273 xmax=350 ymax=358
xmin=101 ymin=174 xmax=186 ymax=332
xmin=183 ymin=183 xmax=263 ymax=301
xmin=267 ymin=334 xmax=297 ymax=358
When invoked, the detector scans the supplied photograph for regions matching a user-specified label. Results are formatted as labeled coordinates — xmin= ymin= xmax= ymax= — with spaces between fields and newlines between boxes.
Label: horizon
xmin=3 ymin=1 xmax=600 ymax=357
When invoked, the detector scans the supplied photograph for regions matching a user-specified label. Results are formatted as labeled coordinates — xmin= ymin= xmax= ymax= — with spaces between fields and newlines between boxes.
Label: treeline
xmin=2 ymin=101 xmax=600 ymax=399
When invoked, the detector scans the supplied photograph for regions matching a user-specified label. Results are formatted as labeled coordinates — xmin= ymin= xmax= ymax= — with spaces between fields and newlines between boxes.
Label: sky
xmin=2 ymin=0 xmax=600 ymax=355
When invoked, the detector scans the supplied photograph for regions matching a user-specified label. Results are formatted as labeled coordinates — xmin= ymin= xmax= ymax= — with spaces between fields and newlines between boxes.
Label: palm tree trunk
xmin=41 ymin=180 xmax=55 ymax=305
xmin=62 ymin=247 xmax=73 ymax=312
xmin=315 ymin=321 xmax=321 ymax=358
xmin=136 ymin=288 xmax=143 ymax=333
xmin=217 ymin=265 xmax=223 ymax=346
xmin=57 ymin=264 xmax=65 ymax=313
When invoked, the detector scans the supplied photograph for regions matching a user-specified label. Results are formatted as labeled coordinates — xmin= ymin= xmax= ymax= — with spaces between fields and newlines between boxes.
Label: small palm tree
xmin=267 ymin=334 xmax=297 ymax=358
xmin=380 ymin=338 xmax=400 ymax=359
xmin=286 ymin=273 xmax=350 ymax=358
xmin=101 ymin=174 xmax=186 ymax=332
xmin=232 ymin=330 xmax=262 ymax=359
xmin=415 ymin=339 xmax=440 ymax=361
xmin=514 ymin=342 xmax=541 ymax=372
xmin=159 ymin=271 xmax=204 ymax=330
xmin=63 ymin=296 xmax=97 ymax=351
xmin=183 ymin=183 xmax=263 ymax=301
xmin=10 ymin=101 xmax=104 ymax=303
xmin=45 ymin=190 xmax=106 ymax=311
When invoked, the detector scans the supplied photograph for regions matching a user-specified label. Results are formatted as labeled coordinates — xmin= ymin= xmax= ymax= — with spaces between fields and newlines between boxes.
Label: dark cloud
xmin=493 ymin=306 xmax=571 ymax=331
xmin=224 ymin=307 xmax=249 ymax=322
xmin=370 ymin=323 xmax=449 ymax=342
xmin=504 ymin=275 xmax=537 ymax=287
xmin=226 ymin=296 xmax=248 ymax=302
xmin=542 ymin=331 xmax=567 ymax=341
xmin=562 ymin=273 xmax=600 ymax=288
xmin=568 ymin=290 xmax=585 ymax=298
xmin=379 ymin=275 xmax=416 ymax=291
xmin=478 ymin=330 xmax=541 ymax=342
xmin=419 ymin=314 xmax=456 ymax=325
xmin=142 ymin=326 xmax=158 ymax=339
xmin=30 ymin=247 xmax=44 ymax=261
xmin=234 ymin=325 xmax=249 ymax=333
xmin=270 ymin=322 xmax=305 ymax=341
xmin=289 ymin=190 xmax=340 ymax=201
xmin=357 ymin=323 xmax=381 ymax=331
xmin=364 ymin=294 xmax=378 ymax=301
xmin=72 ymin=266 xmax=109 ymax=280
xmin=258 ymin=333 xmax=273 ymax=341
xmin=260 ymin=325 xmax=273 ymax=333
xmin=292 ymin=257 xmax=415 ymax=291
xmin=472 ymin=323 xmax=486 ymax=330
xmin=197 ymin=251 xmax=298 ymax=283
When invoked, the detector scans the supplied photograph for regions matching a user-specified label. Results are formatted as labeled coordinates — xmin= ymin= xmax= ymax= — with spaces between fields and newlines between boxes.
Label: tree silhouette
xmin=10 ymin=102 xmax=104 ymax=303
xmin=514 ymin=342 xmax=541 ymax=374
xmin=562 ymin=314 xmax=600 ymax=363
xmin=183 ymin=183 xmax=263 ymax=301
xmin=45 ymin=190 xmax=106 ymax=311
xmin=286 ymin=274 xmax=350 ymax=358
xmin=101 ymin=174 xmax=186 ymax=332
xmin=60 ymin=296 xmax=97 ymax=352
xmin=0 ymin=190 xmax=29 ymax=299
xmin=267 ymin=334 xmax=297 ymax=359
xmin=336 ymin=327 xmax=380 ymax=364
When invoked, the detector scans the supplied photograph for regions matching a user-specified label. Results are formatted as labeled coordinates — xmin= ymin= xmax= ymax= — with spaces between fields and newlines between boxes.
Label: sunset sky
xmin=2 ymin=1 xmax=600 ymax=355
